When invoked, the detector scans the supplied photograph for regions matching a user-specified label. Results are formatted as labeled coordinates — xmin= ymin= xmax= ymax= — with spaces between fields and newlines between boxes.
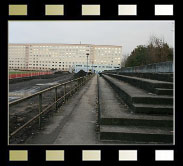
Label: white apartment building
xmin=9 ymin=43 xmax=122 ymax=73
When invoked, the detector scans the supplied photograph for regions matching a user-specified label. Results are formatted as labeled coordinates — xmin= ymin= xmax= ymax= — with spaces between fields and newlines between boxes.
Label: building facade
xmin=9 ymin=43 xmax=122 ymax=73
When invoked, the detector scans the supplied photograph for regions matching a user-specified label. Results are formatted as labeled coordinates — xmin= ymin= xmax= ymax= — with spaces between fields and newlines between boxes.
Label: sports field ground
xmin=9 ymin=71 xmax=38 ymax=74
xmin=9 ymin=70 xmax=52 ymax=79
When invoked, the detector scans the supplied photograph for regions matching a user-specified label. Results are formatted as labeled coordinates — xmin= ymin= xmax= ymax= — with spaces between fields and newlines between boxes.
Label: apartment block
xmin=8 ymin=43 xmax=122 ymax=73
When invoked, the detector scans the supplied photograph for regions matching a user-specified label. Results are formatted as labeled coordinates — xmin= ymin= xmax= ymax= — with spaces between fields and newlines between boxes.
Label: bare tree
xmin=148 ymin=35 xmax=172 ymax=63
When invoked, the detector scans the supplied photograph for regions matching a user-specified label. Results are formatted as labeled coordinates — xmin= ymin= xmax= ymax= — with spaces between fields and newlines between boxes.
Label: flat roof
xmin=9 ymin=43 xmax=122 ymax=48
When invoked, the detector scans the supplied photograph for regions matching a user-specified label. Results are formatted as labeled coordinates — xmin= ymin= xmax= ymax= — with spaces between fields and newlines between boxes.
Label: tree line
xmin=123 ymin=36 xmax=173 ymax=67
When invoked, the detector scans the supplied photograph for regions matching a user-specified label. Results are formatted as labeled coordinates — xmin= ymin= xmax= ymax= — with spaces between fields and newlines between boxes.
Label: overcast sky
xmin=9 ymin=21 xmax=174 ymax=55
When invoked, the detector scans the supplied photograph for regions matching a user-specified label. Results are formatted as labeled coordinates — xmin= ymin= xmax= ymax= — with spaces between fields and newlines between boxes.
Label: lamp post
xmin=92 ymin=61 xmax=93 ymax=73
xmin=86 ymin=53 xmax=89 ymax=74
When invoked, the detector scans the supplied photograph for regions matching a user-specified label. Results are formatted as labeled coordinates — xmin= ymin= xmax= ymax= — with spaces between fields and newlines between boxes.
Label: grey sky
xmin=9 ymin=21 xmax=174 ymax=55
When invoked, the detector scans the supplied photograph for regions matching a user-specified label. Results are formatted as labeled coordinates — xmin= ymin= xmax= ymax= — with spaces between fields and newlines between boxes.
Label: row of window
xmin=75 ymin=65 xmax=120 ymax=69
xmin=10 ymin=63 xmax=120 ymax=68
xmin=10 ymin=46 xmax=120 ymax=49
xmin=29 ymin=54 xmax=91 ymax=57
xmin=30 ymin=46 xmax=90 ymax=49
xmin=29 ymin=64 xmax=72 ymax=67
xmin=9 ymin=64 xmax=26 ymax=66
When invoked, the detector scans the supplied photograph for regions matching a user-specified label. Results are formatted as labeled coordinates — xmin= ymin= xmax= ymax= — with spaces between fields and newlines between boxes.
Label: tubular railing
xmin=9 ymin=74 xmax=93 ymax=139
xmin=96 ymin=74 xmax=100 ymax=127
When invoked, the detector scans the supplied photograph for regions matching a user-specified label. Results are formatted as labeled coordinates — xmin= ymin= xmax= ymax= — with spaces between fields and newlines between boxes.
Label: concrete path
xmin=25 ymin=75 xmax=98 ymax=145
xmin=53 ymin=75 xmax=98 ymax=144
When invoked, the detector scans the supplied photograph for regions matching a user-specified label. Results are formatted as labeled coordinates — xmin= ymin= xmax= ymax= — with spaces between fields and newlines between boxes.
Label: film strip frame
xmin=0 ymin=0 xmax=181 ymax=166
xmin=6 ymin=0 xmax=175 ymax=19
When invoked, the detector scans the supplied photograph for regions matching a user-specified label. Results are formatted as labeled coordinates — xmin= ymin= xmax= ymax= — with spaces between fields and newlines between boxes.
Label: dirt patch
xmin=9 ymin=73 xmax=74 ymax=92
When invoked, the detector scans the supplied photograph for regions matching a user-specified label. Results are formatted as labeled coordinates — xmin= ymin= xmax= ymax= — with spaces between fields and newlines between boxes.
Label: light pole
xmin=92 ymin=61 xmax=93 ymax=73
xmin=86 ymin=53 xmax=89 ymax=74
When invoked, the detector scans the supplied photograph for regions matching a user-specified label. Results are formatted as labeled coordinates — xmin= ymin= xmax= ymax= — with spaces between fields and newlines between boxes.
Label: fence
xmin=103 ymin=61 xmax=173 ymax=74
xmin=96 ymin=75 xmax=101 ymax=130
xmin=9 ymin=74 xmax=93 ymax=139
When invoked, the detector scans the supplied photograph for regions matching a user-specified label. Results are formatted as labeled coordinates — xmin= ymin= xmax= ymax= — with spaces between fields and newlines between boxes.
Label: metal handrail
xmin=9 ymin=74 xmax=93 ymax=139
xmin=97 ymin=75 xmax=100 ymax=125
xmin=9 ymin=76 xmax=85 ymax=106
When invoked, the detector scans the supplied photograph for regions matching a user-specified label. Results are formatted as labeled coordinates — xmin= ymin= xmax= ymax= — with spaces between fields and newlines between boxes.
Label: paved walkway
xmin=25 ymin=75 xmax=98 ymax=145
xmin=54 ymin=75 xmax=98 ymax=144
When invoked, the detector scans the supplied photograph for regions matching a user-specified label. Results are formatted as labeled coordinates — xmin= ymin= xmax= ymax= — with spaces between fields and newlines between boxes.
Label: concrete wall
xmin=105 ymin=61 xmax=173 ymax=73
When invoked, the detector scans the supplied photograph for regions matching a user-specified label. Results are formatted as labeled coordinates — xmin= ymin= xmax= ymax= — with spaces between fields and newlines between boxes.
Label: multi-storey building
xmin=9 ymin=43 xmax=122 ymax=73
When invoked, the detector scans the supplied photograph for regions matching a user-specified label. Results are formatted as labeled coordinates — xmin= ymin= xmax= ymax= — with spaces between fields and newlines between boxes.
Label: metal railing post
xmin=83 ymin=77 xmax=85 ymax=85
xmin=55 ymin=87 xmax=57 ymax=111
xmin=82 ymin=77 xmax=84 ymax=85
xmin=73 ymin=81 xmax=76 ymax=93
xmin=79 ymin=78 xmax=81 ymax=87
xmin=75 ymin=79 xmax=77 ymax=91
xmin=64 ymin=84 xmax=66 ymax=103
xmin=77 ymin=79 xmax=79 ymax=89
xmin=39 ymin=94 xmax=42 ymax=128
xmin=70 ymin=83 xmax=72 ymax=96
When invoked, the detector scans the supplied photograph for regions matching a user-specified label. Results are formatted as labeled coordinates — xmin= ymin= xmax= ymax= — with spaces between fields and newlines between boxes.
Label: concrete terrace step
xmin=100 ymin=125 xmax=173 ymax=144
xmin=98 ymin=76 xmax=173 ymax=127
xmin=102 ymin=74 xmax=173 ymax=106
xmin=132 ymin=96 xmax=173 ymax=105
xmin=116 ymin=72 xmax=173 ymax=82
xmin=100 ymin=102 xmax=173 ymax=126
xmin=155 ymin=88 xmax=173 ymax=95
xmin=105 ymin=73 xmax=173 ymax=95
xmin=132 ymin=104 xmax=173 ymax=115
xmin=98 ymin=75 xmax=173 ymax=144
